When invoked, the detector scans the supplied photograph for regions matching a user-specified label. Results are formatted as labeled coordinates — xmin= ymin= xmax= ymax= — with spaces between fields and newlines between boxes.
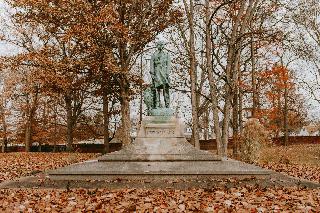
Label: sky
xmin=0 ymin=0 xmax=17 ymax=56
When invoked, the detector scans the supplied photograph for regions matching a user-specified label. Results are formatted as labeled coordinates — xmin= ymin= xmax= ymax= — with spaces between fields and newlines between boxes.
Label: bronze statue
xmin=150 ymin=41 xmax=171 ymax=108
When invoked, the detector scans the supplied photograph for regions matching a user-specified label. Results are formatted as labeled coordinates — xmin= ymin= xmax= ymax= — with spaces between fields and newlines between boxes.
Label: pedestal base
xmin=150 ymin=108 xmax=175 ymax=116
xmin=48 ymin=116 xmax=271 ymax=180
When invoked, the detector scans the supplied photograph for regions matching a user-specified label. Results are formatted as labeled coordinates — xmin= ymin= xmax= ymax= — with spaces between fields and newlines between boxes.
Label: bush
xmin=239 ymin=118 xmax=270 ymax=163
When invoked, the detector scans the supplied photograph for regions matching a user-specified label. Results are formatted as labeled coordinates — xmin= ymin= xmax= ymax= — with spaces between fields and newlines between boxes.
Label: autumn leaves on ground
xmin=0 ymin=153 xmax=98 ymax=182
xmin=1 ymin=187 xmax=319 ymax=212
xmin=1 ymin=145 xmax=319 ymax=212
xmin=259 ymin=144 xmax=320 ymax=183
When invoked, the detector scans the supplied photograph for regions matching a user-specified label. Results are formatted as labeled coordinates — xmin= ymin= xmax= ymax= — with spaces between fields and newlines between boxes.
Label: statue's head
xmin=156 ymin=41 xmax=165 ymax=51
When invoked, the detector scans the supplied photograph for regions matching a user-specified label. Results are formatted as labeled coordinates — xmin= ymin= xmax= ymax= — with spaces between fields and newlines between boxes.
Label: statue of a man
xmin=150 ymin=41 xmax=171 ymax=108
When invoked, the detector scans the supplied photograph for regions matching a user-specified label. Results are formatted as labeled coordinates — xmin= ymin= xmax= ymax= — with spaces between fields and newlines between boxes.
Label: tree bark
xmin=53 ymin=107 xmax=57 ymax=153
xmin=117 ymin=1 xmax=131 ymax=146
xmin=284 ymin=84 xmax=289 ymax=146
xmin=120 ymin=75 xmax=131 ymax=146
xmin=25 ymin=91 xmax=39 ymax=152
xmin=232 ymin=85 xmax=239 ymax=157
xmin=239 ymin=80 xmax=244 ymax=135
xmin=0 ymin=101 xmax=8 ymax=153
xmin=103 ymin=91 xmax=110 ymax=154
xmin=220 ymin=1 xmax=246 ymax=157
xmin=203 ymin=109 xmax=209 ymax=140
xmin=139 ymin=55 xmax=143 ymax=124
xmin=251 ymin=37 xmax=258 ymax=118
xmin=205 ymin=0 xmax=223 ymax=155
xmin=183 ymin=0 xmax=200 ymax=148
xmin=221 ymin=0 xmax=259 ymax=157
xmin=25 ymin=120 xmax=32 ymax=152
xmin=65 ymin=94 xmax=74 ymax=152
xmin=2 ymin=138 xmax=7 ymax=153
xmin=232 ymin=53 xmax=242 ymax=158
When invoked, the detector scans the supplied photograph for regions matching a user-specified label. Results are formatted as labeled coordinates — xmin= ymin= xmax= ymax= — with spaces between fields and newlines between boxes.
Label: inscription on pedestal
xmin=146 ymin=128 xmax=175 ymax=137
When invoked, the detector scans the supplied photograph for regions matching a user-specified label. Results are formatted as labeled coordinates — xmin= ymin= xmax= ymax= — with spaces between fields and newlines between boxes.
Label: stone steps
xmin=48 ymin=116 xmax=272 ymax=181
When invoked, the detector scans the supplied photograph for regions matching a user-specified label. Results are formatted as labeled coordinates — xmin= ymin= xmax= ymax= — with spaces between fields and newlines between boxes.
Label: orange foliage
xmin=256 ymin=65 xmax=306 ymax=136
xmin=1 ymin=0 xmax=181 ymax=148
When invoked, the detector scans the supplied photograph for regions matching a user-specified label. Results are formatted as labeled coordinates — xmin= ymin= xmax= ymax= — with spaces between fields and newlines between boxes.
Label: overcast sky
xmin=0 ymin=0 xmax=17 ymax=56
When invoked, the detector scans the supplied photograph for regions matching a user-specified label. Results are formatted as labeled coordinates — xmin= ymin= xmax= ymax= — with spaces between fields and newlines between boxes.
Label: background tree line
xmin=0 ymin=0 xmax=316 ymax=156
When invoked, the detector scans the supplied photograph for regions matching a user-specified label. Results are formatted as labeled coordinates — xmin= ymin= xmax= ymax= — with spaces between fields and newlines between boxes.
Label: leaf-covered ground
xmin=258 ymin=144 xmax=320 ymax=183
xmin=0 ymin=153 xmax=98 ymax=183
xmin=0 ymin=146 xmax=320 ymax=212
xmin=259 ymin=163 xmax=320 ymax=183
xmin=0 ymin=187 xmax=319 ymax=212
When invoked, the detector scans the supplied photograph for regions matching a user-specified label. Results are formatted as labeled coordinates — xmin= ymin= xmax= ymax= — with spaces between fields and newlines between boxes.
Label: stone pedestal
xmin=99 ymin=116 xmax=221 ymax=162
xmin=138 ymin=116 xmax=184 ymax=138
xmin=48 ymin=116 xmax=271 ymax=180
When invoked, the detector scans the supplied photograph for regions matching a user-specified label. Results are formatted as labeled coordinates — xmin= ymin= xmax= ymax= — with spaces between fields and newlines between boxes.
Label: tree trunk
xmin=53 ymin=105 xmax=58 ymax=152
xmin=222 ymin=40 xmax=238 ymax=157
xmin=25 ymin=91 xmax=38 ymax=152
xmin=239 ymin=83 xmax=244 ymax=135
xmin=118 ymin=1 xmax=131 ymax=146
xmin=205 ymin=0 xmax=223 ymax=155
xmin=103 ymin=92 xmax=110 ymax=154
xmin=232 ymin=88 xmax=239 ymax=158
xmin=220 ymin=3 xmax=243 ymax=157
xmin=221 ymin=0 xmax=259 ymax=157
xmin=139 ymin=55 xmax=143 ymax=124
xmin=221 ymin=100 xmax=231 ymax=157
xmin=0 ymin=102 xmax=8 ymax=153
xmin=183 ymin=0 xmax=200 ymax=148
xmin=65 ymin=95 xmax=74 ymax=152
xmin=276 ymin=89 xmax=281 ymax=138
xmin=232 ymin=54 xmax=242 ymax=158
xmin=251 ymin=37 xmax=258 ymax=118
xmin=25 ymin=121 xmax=32 ymax=152
xmin=120 ymin=75 xmax=131 ymax=146
xmin=38 ymin=142 xmax=42 ymax=152
xmin=284 ymin=85 xmax=289 ymax=146
xmin=203 ymin=109 xmax=209 ymax=140
xmin=2 ymin=138 xmax=7 ymax=153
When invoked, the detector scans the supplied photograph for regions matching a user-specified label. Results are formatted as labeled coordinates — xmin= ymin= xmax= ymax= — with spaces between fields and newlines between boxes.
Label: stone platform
xmin=48 ymin=116 xmax=271 ymax=181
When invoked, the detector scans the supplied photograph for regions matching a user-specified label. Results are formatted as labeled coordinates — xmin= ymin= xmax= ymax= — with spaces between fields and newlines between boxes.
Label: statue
xmin=150 ymin=41 xmax=171 ymax=108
